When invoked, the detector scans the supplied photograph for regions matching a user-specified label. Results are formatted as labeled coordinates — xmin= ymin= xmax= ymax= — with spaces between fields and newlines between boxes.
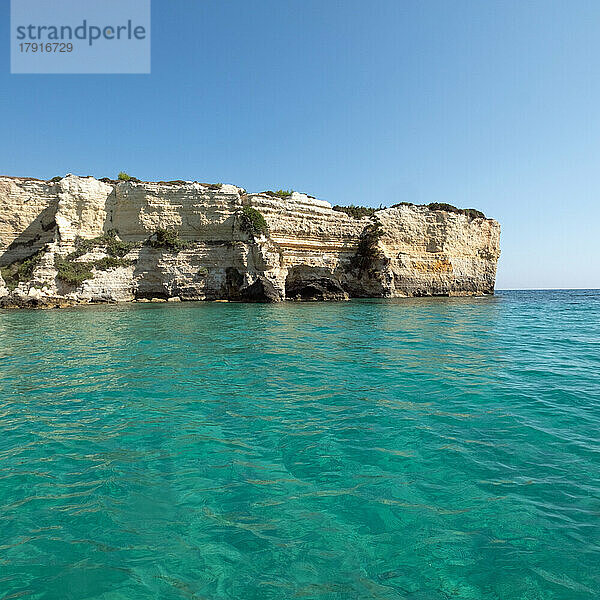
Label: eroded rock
xmin=239 ymin=276 xmax=282 ymax=303
xmin=0 ymin=175 xmax=500 ymax=307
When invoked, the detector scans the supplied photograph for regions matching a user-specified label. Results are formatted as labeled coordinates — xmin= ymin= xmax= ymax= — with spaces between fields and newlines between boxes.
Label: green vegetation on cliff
xmin=144 ymin=228 xmax=190 ymax=252
xmin=332 ymin=205 xmax=377 ymax=219
xmin=238 ymin=206 xmax=269 ymax=237
xmin=390 ymin=201 xmax=485 ymax=219
xmin=425 ymin=203 xmax=485 ymax=219
xmin=55 ymin=255 xmax=132 ymax=286
xmin=264 ymin=190 xmax=293 ymax=199
xmin=68 ymin=230 xmax=137 ymax=261
xmin=56 ymin=227 xmax=191 ymax=287
xmin=1 ymin=248 xmax=45 ymax=291
xmin=332 ymin=201 xmax=486 ymax=220
xmin=55 ymin=259 xmax=94 ymax=286
xmin=349 ymin=220 xmax=384 ymax=271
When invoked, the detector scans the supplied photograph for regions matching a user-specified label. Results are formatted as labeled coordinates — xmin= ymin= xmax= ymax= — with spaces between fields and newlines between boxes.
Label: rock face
xmin=0 ymin=175 xmax=500 ymax=306
xmin=0 ymin=271 xmax=7 ymax=297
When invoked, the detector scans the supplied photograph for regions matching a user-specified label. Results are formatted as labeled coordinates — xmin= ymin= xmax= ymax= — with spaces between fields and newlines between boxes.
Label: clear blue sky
xmin=2 ymin=0 xmax=599 ymax=289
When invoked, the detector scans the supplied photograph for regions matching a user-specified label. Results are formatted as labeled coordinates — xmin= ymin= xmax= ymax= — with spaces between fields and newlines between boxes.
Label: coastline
xmin=0 ymin=175 xmax=500 ymax=307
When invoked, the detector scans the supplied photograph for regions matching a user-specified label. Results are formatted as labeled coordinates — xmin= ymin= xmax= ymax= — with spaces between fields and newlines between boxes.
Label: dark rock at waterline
xmin=239 ymin=276 xmax=282 ymax=303
xmin=0 ymin=294 xmax=75 ymax=310
xmin=286 ymin=277 xmax=348 ymax=301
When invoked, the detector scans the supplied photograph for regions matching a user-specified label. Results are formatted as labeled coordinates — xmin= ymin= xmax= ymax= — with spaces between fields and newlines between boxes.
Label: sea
xmin=1 ymin=290 xmax=598 ymax=599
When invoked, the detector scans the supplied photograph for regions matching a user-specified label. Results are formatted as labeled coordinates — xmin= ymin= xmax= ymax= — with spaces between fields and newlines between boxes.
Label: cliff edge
xmin=0 ymin=175 xmax=500 ymax=307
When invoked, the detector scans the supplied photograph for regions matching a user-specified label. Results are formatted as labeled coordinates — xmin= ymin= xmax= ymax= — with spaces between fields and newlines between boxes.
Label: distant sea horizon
xmin=496 ymin=287 xmax=600 ymax=292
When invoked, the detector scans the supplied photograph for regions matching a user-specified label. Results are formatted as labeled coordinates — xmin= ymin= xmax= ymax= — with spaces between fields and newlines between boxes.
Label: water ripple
xmin=0 ymin=291 xmax=599 ymax=599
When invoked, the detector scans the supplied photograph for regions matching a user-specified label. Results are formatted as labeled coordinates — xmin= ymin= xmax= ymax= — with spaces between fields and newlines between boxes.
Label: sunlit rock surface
xmin=0 ymin=175 xmax=500 ymax=306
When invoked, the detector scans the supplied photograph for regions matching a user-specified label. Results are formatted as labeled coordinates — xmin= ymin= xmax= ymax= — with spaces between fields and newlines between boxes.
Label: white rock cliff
xmin=0 ymin=175 xmax=500 ymax=307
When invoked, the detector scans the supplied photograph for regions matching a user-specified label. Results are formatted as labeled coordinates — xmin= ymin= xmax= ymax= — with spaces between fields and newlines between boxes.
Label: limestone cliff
xmin=0 ymin=175 xmax=500 ymax=307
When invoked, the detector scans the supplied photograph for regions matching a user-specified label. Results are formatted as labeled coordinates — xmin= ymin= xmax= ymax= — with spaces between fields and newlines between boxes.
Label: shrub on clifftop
xmin=264 ymin=190 xmax=293 ymax=199
xmin=427 ymin=203 xmax=485 ymax=219
xmin=332 ymin=205 xmax=377 ymax=219
xmin=117 ymin=172 xmax=141 ymax=183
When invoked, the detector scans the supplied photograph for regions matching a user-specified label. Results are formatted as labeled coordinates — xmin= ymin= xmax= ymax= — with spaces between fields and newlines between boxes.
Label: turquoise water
xmin=1 ymin=291 xmax=599 ymax=600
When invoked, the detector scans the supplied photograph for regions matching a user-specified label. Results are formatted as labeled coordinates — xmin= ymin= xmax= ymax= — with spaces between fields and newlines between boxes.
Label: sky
xmin=1 ymin=0 xmax=599 ymax=290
